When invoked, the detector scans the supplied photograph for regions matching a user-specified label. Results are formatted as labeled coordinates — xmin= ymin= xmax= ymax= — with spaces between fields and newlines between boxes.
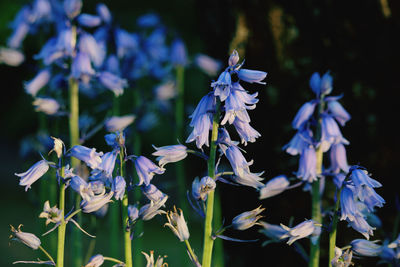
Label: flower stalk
xmin=329 ymin=187 xmax=342 ymax=266
xmin=56 ymin=171 xmax=66 ymax=267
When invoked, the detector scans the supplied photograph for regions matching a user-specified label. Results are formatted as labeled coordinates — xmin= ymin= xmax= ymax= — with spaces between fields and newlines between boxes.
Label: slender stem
xmin=65 ymin=208 xmax=82 ymax=222
xmin=103 ymin=256 xmax=126 ymax=265
xmin=329 ymin=188 xmax=342 ymax=266
xmin=120 ymin=147 xmax=132 ymax=267
xmin=201 ymin=100 xmax=221 ymax=267
xmin=56 ymin=179 xmax=66 ymax=267
xmin=39 ymin=245 xmax=55 ymax=265
xmin=185 ymin=240 xmax=200 ymax=266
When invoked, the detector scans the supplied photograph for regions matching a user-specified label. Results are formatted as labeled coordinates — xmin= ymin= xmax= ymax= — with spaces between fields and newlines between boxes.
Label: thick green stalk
xmin=329 ymin=188 xmax=342 ymax=266
xmin=202 ymin=101 xmax=221 ymax=267
xmin=120 ymin=145 xmax=132 ymax=267
xmin=56 ymin=174 xmax=66 ymax=267
xmin=213 ymin=190 xmax=225 ymax=267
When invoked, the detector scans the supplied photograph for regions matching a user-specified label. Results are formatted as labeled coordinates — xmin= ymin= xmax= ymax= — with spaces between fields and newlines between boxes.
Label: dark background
xmin=1 ymin=0 xmax=399 ymax=266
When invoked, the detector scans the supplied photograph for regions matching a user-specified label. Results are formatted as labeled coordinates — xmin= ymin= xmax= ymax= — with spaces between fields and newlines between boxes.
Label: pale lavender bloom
xmin=81 ymin=190 xmax=114 ymax=213
xmin=321 ymin=114 xmax=348 ymax=149
xmin=70 ymin=175 xmax=88 ymax=192
xmin=142 ymin=184 xmax=165 ymax=202
xmin=105 ymin=114 xmax=136 ymax=132
xmin=380 ymin=246 xmax=397 ymax=263
xmin=309 ymin=72 xmax=321 ymax=95
xmin=68 ymin=145 xmax=103 ymax=169
xmin=152 ymin=144 xmax=187 ymax=167
xmin=7 ymin=22 xmax=29 ymax=49
xmin=15 ymin=160 xmax=49 ymax=191
xmin=351 ymin=239 xmax=382 ymax=256
xmin=33 ymin=97 xmax=60 ymax=115
xmin=330 ymin=142 xmax=350 ymax=173
xmin=232 ymin=118 xmax=261 ymax=145
xmin=360 ymin=186 xmax=385 ymax=212
xmin=10 ymin=225 xmax=41 ymax=250
xmin=128 ymin=204 xmax=139 ymax=222
xmin=170 ymin=38 xmax=187 ymax=67
xmin=296 ymin=146 xmax=317 ymax=182
xmin=320 ymin=72 xmax=333 ymax=95
xmin=283 ymin=129 xmax=313 ymax=156
xmin=142 ymin=251 xmax=168 ymax=267
xmin=35 ymin=37 xmax=63 ymax=65
xmin=331 ymin=247 xmax=353 ymax=267
xmin=237 ymin=69 xmax=267 ymax=84
xmin=115 ymin=28 xmax=139 ymax=58
xmin=55 ymin=28 xmax=75 ymax=56
xmin=333 ymin=173 xmax=346 ymax=189
xmin=259 ymin=221 xmax=287 ymax=241
xmin=139 ymin=195 xmax=168 ymax=221
xmin=112 ymin=176 xmax=126 ymax=201
xmin=39 ymin=200 xmax=62 ymax=225
xmin=217 ymin=127 xmax=239 ymax=153
xmin=98 ymin=71 xmax=127 ymax=96
xmin=0 ymin=47 xmax=25 ymax=66
xmin=71 ymin=52 xmax=95 ymax=83
xmin=154 ymin=80 xmax=176 ymax=101
xmin=194 ymin=53 xmax=222 ymax=76
xmin=104 ymin=54 xmax=120 ymax=75
xmin=232 ymin=206 xmax=265 ymax=230
xmin=164 ymin=207 xmax=190 ymax=241
xmin=79 ymin=33 xmax=105 ymax=67
xmin=192 ymin=176 xmax=216 ymax=201
xmin=89 ymin=180 xmax=106 ymax=195
xmin=280 ymin=220 xmax=320 ymax=245
xmin=134 ymin=156 xmax=165 ymax=186
xmin=64 ymin=0 xmax=82 ymax=19
xmin=212 ymin=70 xmax=232 ymax=101
xmin=328 ymin=100 xmax=351 ymax=126
xmin=85 ymin=254 xmax=104 ymax=267
xmin=350 ymin=167 xmax=382 ymax=190
xmin=259 ymin=175 xmax=290 ymax=199
xmin=24 ymin=69 xmax=51 ymax=96
xmin=77 ymin=14 xmax=102 ymax=28
xmin=96 ymin=3 xmax=112 ymax=24
xmin=348 ymin=215 xmax=375 ymax=239
xmin=228 ymin=50 xmax=240 ymax=66
xmin=340 ymin=185 xmax=360 ymax=222
xmin=292 ymin=101 xmax=316 ymax=129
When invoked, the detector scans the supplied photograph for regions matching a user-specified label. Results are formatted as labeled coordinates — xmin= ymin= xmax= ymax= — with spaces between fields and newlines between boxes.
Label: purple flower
xmin=348 ymin=215 xmax=376 ymax=239
xmin=194 ymin=53 xmax=222 ymax=76
xmin=212 ymin=70 xmax=232 ymax=101
xmin=296 ymin=146 xmax=317 ymax=182
xmin=152 ymin=144 xmax=187 ymax=167
xmin=115 ymin=29 xmax=139 ymax=58
xmin=96 ymin=3 xmax=112 ymax=24
xmin=10 ymin=225 xmax=41 ymax=250
xmin=259 ymin=221 xmax=287 ymax=241
xmin=232 ymin=118 xmax=261 ymax=145
xmin=192 ymin=176 xmax=216 ymax=201
xmin=237 ymin=69 xmax=267 ymax=84
xmin=259 ymin=175 xmax=290 ymax=199
xmin=329 ymin=142 xmax=350 ymax=173
xmin=70 ymin=175 xmax=88 ymax=193
xmin=15 ymin=160 xmax=49 ymax=191
xmin=85 ymin=254 xmax=104 ymax=267
xmin=98 ymin=71 xmax=127 ymax=96
xmin=228 ymin=50 xmax=240 ymax=66
xmin=292 ymin=101 xmax=316 ymax=130
xmin=340 ymin=185 xmax=359 ymax=222
xmin=71 ymin=52 xmax=95 ymax=83
xmin=321 ymin=114 xmax=347 ymax=148
xmin=137 ymin=13 xmax=160 ymax=28
xmin=64 ymin=0 xmax=82 ymax=19
xmin=134 ymin=156 xmax=165 ymax=186
xmin=320 ymin=72 xmax=333 ymax=95
xmin=142 ymin=184 xmax=166 ymax=202
xmin=81 ymin=190 xmax=113 ymax=213
xmin=128 ymin=204 xmax=139 ymax=222
xmin=351 ymin=239 xmax=382 ymax=256
xmin=77 ymin=14 xmax=102 ymax=28
xmin=232 ymin=206 xmax=265 ymax=230
xmin=112 ymin=176 xmax=126 ymax=201
xmin=24 ymin=69 xmax=50 ymax=96
xmin=68 ymin=145 xmax=103 ymax=169
xmin=78 ymin=33 xmax=105 ymax=68
xmin=105 ymin=114 xmax=136 ymax=132
xmin=283 ymin=129 xmax=313 ymax=156
xmin=280 ymin=220 xmax=320 ymax=245
xmin=139 ymin=195 xmax=168 ymax=221
xmin=327 ymin=100 xmax=351 ymax=126
xmin=170 ymin=38 xmax=187 ymax=67
xmin=309 ymin=72 xmax=322 ymax=95
xmin=32 ymin=97 xmax=60 ymax=115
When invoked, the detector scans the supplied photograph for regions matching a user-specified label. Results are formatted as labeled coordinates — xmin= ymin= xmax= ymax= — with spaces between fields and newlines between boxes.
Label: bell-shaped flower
xmin=280 ymin=219 xmax=320 ymax=245
xmin=237 ymin=68 xmax=267 ymax=84
xmin=49 ymin=137 xmax=64 ymax=158
xmin=328 ymin=100 xmax=351 ymax=126
xmin=164 ymin=206 xmax=190 ymax=241
xmin=321 ymin=114 xmax=348 ymax=150
xmin=349 ymin=167 xmax=382 ymax=191
xmin=64 ymin=0 xmax=82 ymax=19
xmin=15 ymin=159 xmax=49 ymax=191
xmin=39 ymin=200 xmax=62 ymax=226
xmin=77 ymin=14 xmax=102 ymax=28
xmin=142 ymin=184 xmax=166 ymax=202
xmin=170 ymin=38 xmax=188 ymax=67
xmin=128 ymin=204 xmax=139 ymax=222
xmin=24 ymin=69 xmax=50 ymax=96
xmin=350 ymin=239 xmax=382 ymax=257
xmin=320 ymin=72 xmax=333 ymax=95
xmin=71 ymin=52 xmax=95 ymax=84
xmin=283 ymin=128 xmax=313 ymax=156
xmin=98 ymin=71 xmax=127 ymax=97
xmin=217 ymin=127 xmax=239 ymax=153
xmin=228 ymin=50 xmax=240 ymax=66
xmin=68 ymin=145 xmax=103 ymax=169
xmin=96 ymin=3 xmax=112 ymax=24
xmin=194 ymin=53 xmax=222 ymax=76
xmin=115 ymin=28 xmax=139 ymax=58
xmin=105 ymin=114 xmax=136 ymax=132
xmin=85 ymin=254 xmax=104 ymax=267
xmin=232 ymin=118 xmax=261 ymax=145
xmin=192 ymin=176 xmax=216 ymax=201
xmin=296 ymin=145 xmax=317 ymax=183
xmin=348 ymin=214 xmax=376 ymax=239
xmin=105 ymin=132 xmax=124 ymax=149
xmin=232 ymin=206 xmax=265 ymax=230
xmin=259 ymin=175 xmax=290 ymax=199
xmin=0 ymin=47 xmax=25 ymax=67
xmin=134 ymin=156 xmax=165 ymax=186
xmin=9 ymin=225 xmax=41 ymax=250
xmin=292 ymin=101 xmax=316 ymax=130
xmin=152 ymin=144 xmax=187 ymax=167
xmin=212 ymin=70 xmax=232 ymax=101
xmin=55 ymin=28 xmax=75 ymax=57
xmin=33 ymin=97 xmax=60 ymax=115
xmin=7 ymin=21 xmax=29 ymax=49
xmin=340 ymin=185 xmax=360 ymax=222
xmin=139 ymin=195 xmax=168 ymax=221
xmin=112 ymin=176 xmax=126 ymax=201
xmin=98 ymin=151 xmax=118 ymax=177
xmin=81 ymin=190 xmax=114 ymax=213
xmin=359 ymin=186 xmax=385 ymax=212
xmin=78 ymin=33 xmax=105 ymax=68
xmin=259 ymin=221 xmax=287 ymax=241
xmin=70 ymin=175 xmax=88 ymax=193
xmin=330 ymin=142 xmax=350 ymax=173
xmin=309 ymin=72 xmax=321 ymax=95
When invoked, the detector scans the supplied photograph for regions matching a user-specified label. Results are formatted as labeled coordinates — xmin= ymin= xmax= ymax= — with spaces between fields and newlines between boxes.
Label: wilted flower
xmin=259 ymin=175 xmax=290 ymax=199
xmin=39 ymin=200 xmax=62 ymax=225
xmin=68 ymin=145 xmax=103 ymax=169
xmin=164 ymin=206 xmax=190 ymax=241
xmin=139 ymin=195 xmax=168 ymax=221
xmin=15 ymin=159 xmax=49 ymax=191
xmin=48 ymin=137 xmax=64 ymax=158
xmin=9 ymin=225 xmax=41 ymax=250
xmin=112 ymin=176 xmax=126 ymax=201
xmin=134 ymin=156 xmax=165 ymax=186
xmin=33 ymin=97 xmax=60 ymax=115
xmin=280 ymin=219 xmax=320 ymax=245
xmin=192 ymin=176 xmax=216 ymax=201
xmin=152 ymin=144 xmax=187 ymax=167
xmin=85 ymin=254 xmax=104 ymax=267
xmin=105 ymin=114 xmax=136 ymax=132
xmin=142 ymin=250 xmax=168 ymax=267
xmin=232 ymin=206 xmax=265 ymax=230
xmin=351 ymin=239 xmax=383 ymax=257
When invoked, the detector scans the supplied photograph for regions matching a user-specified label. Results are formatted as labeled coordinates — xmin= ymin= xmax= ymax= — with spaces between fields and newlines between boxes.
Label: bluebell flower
xmin=139 ymin=195 xmax=168 ymax=221
xmin=112 ymin=176 xmax=126 ymax=201
xmin=39 ymin=200 xmax=62 ymax=226
xmin=259 ymin=175 xmax=290 ymax=199
xmin=170 ymin=38 xmax=187 ymax=67
xmin=296 ymin=145 xmax=317 ymax=182
xmin=309 ymin=72 xmax=322 ymax=96
xmin=24 ymin=69 xmax=51 ymax=96
xmin=340 ymin=185 xmax=359 ymax=222
xmin=70 ymin=175 xmax=88 ymax=193
xmin=84 ymin=254 xmax=104 ymax=267
xmin=78 ymin=33 xmax=105 ymax=68
xmin=217 ymin=127 xmax=239 ymax=153
xmin=350 ymin=239 xmax=382 ymax=257
xmin=133 ymin=156 xmax=165 ymax=186
xmin=232 ymin=206 xmax=265 ymax=230
xmin=105 ymin=114 xmax=136 ymax=132
xmin=232 ymin=118 xmax=261 ymax=145
xmin=152 ymin=144 xmax=187 ymax=167
xmin=9 ymin=225 xmax=41 ymax=250
xmin=291 ymin=101 xmax=316 ymax=130
xmin=212 ymin=70 xmax=232 ymax=101
xmin=321 ymin=114 xmax=348 ymax=150
xmin=98 ymin=71 xmax=127 ymax=96
xmin=81 ymin=190 xmax=114 ymax=213
xmin=77 ymin=14 xmax=102 ymax=28
xmin=7 ymin=20 xmax=29 ymax=49
xmin=49 ymin=137 xmax=64 ymax=158
xmin=237 ymin=68 xmax=267 ymax=84
xmin=327 ymin=100 xmax=351 ymax=126
xmin=320 ymin=72 xmax=333 ymax=95
xmin=348 ymin=215 xmax=376 ymax=239
xmin=32 ymin=97 xmax=60 ymax=115
xmin=194 ymin=53 xmax=222 ymax=76
xmin=283 ymin=129 xmax=313 ymax=156
xmin=349 ymin=167 xmax=382 ymax=191
xmin=96 ymin=3 xmax=112 ymax=24
xmin=329 ymin=142 xmax=350 ymax=173
xmin=280 ymin=220 xmax=320 ymax=245
xmin=192 ymin=176 xmax=216 ymax=201
xmin=137 ymin=13 xmax=160 ymax=28
xmin=104 ymin=132 xmax=124 ymax=149
xmin=228 ymin=50 xmax=240 ymax=66
xmin=144 ymin=28 xmax=169 ymax=62
xmin=98 ymin=151 xmax=118 ymax=177
xmin=164 ymin=206 xmax=190 ymax=241
xmin=259 ymin=221 xmax=287 ymax=241
xmin=128 ymin=204 xmax=139 ymax=222
xmin=154 ymin=80 xmax=176 ymax=102
xmin=15 ymin=159 xmax=49 ymax=191
xmin=64 ymin=0 xmax=82 ymax=19
xmin=104 ymin=54 xmax=120 ymax=75
xmin=0 ymin=47 xmax=25 ymax=66
xmin=142 ymin=184 xmax=166 ymax=202
xmin=89 ymin=180 xmax=106 ymax=195
xmin=68 ymin=145 xmax=103 ymax=169
xmin=71 ymin=52 xmax=95 ymax=83
xmin=56 ymin=28 xmax=75 ymax=57
xmin=359 ymin=186 xmax=385 ymax=212
xmin=142 ymin=251 xmax=168 ymax=267
xmin=34 ymin=37 xmax=61 ymax=65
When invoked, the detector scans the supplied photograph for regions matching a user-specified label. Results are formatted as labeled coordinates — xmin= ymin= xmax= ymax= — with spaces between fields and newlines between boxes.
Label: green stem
xmin=120 ymin=146 xmax=132 ymax=267
xmin=39 ymin=245 xmax=55 ymax=265
xmin=328 ymin=188 xmax=342 ymax=266
xmin=56 ymin=177 xmax=66 ymax=267
xmin=185 ymin=240 xmax=200 ymax=266
xmin=65 ymin=208 xmax=82 ymax=222
xmin=103 ymin=256 xmax=126 ymax=265
xmin=213 ymin=189 xmax=225 ymax=267
xmin=201 ymin=100 xmax=221 ymax=267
